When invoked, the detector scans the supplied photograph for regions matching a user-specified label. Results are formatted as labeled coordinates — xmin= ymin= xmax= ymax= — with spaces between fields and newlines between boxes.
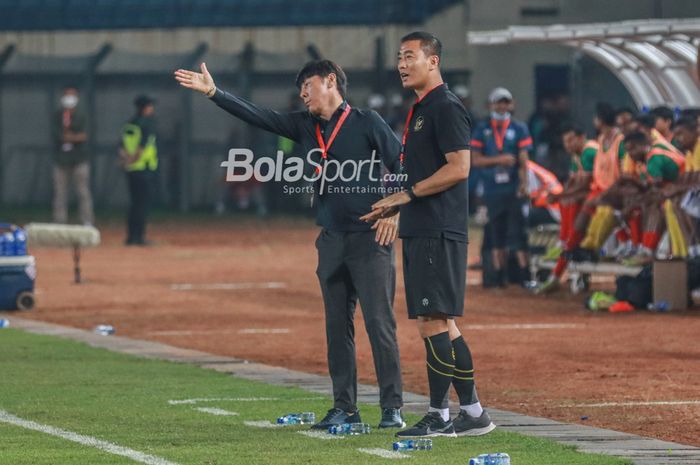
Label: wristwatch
xmin=407 ymin=185 xmax=418 ymax=201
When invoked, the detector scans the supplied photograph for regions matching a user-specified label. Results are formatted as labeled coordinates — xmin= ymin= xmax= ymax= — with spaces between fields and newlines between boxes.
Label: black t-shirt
xmin=399 ymin=84 xmax=471 ymax=242
xmin=211 ymin=90 xmax=401 ymax=231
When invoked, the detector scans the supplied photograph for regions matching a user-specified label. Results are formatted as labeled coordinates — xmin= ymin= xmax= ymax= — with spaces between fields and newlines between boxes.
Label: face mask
xmin=61 ymin=95 xmax=78 ymax=109
xmin=491 ymin=111 xmax=511 ymax=121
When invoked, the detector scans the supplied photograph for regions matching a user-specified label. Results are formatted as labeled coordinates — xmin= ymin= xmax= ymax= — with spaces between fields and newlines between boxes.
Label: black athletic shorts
xmin=485 ymin=194 xmax=529 ymax=251
xmin=402 ymin=236 xmax=467 ymax=319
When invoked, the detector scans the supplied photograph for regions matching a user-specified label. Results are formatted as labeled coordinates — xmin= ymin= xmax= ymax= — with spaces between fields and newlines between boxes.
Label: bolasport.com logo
xmin=220 ymin=148 xmax=407 ymax=195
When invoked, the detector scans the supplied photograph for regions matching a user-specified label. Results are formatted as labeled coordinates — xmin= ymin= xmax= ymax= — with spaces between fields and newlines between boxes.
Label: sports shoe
xmin=395 ymin=411 xmax=456 ymax=438
xmin=541 ymin=245 xmax=563 ymax=261
xmin=586 ymin=291 xmax=617 ymax=311
xmin=378 ymin=408 xmax=406 ymax=429
xmin=453 ymin=410 xmax=497 ymax=436
xmin=311 ymin=408 xmax=361 ymax=430
xmin=533 ymin=276 xmax=560 ymax=295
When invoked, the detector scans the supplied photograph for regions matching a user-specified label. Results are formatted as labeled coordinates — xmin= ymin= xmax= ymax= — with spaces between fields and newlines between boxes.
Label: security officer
xmin=120 ymin=95 xmax=158 ymax=246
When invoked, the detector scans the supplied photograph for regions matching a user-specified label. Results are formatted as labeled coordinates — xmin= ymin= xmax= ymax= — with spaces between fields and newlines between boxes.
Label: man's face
xmin=625 ymin=141 xmax=648 ymax=162
xmin=616 ymin=112 xmax=633 ymax=131
xmin=562 ymin=131 xmax=584 ymax=155
xmin=397 ymin=40 xmax=436 ymax=90
xmin=655 ymin=117 xmax=672 ymax=135
xmin=491 ymin=99 xmax=511 ymax=115
xmin=142 ymin=104 xmax=155 ymax=117
xmin=299 ymin=74 xmax=334 ymax=116
xmin=674 ymin=125 xmax=698 ymax=151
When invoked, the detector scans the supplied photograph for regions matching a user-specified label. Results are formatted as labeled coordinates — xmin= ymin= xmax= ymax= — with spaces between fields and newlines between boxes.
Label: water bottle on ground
xmin=0 ymin=319 xmax=10 ymax=328
xmin=93 ymin=325 xmax=115 ymax=336
xmin=276 ymin=412 xmax=315 ymax=425
xmin=647 ymin=301 xmax=670 ymax=312
xmin=1 ymin=231 xmax=15 ymax=256
xmin=328 ymin=423 xmax=371 ymax=435
xmin=469 ymin=452 xmax=511 ymax=465
xmin=392 ymin=439 xmax=432 ymax=451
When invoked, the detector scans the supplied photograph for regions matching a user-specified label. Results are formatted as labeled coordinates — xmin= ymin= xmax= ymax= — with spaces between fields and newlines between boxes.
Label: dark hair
xmin=635 ymin=113 xmax=656 ymax=130
xmin=595 ymin=102 xmax=616 ymax=126
xmin=650 ymin=105 xmax=674 ymax=122
xmin=624 ymin=131 xmax=649 ymax=145
xmin=615 ymin=107 xmax=635 ymax=117
xmin=560 ymin=122 xmax=586 ymax=136
xmin=400 ymin=31 xmax=442 ymax=62
xmin=295 ymin=59 xmax=347 ymax=99
xmin=674 ymin=115 xmax=698 ymax=132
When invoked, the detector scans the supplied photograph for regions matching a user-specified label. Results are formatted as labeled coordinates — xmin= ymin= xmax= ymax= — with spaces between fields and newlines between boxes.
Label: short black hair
xmin=595 ymin=102 xmax=616 ymax=127
xmin=674 ymin=115 xmax=698 ymax=132
xmin=650 ymin=105 xmax=674 ymax=122
xmin=624 ymin=131 xmax=649 ymax=145
xmin=635 ymin=113 xmax=656 ymax=130
xmin=400 ymin=31 xmax=442 ymax=62
xmin=295 ymin=59 xmax=347 ymax=99
xmin=561 ymin=122 xmax=586 ymax=136
xmin=615 ymin=107 xmax=635 ymax=117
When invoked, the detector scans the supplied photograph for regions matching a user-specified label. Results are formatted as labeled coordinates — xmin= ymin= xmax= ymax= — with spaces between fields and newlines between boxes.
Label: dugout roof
xmin=468 ymin=18 xmax=700 ymax=109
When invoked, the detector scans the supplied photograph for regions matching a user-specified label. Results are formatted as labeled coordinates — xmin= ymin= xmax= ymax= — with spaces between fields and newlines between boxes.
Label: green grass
xmin=0 ymin=329 xmax=629 ymax=465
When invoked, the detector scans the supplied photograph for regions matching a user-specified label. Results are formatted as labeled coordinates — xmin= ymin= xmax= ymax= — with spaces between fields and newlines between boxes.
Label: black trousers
xmin=315 ymin=229 xmax=403 ymax=411
xmin=126 ymin=170 xmax=153 ymax=243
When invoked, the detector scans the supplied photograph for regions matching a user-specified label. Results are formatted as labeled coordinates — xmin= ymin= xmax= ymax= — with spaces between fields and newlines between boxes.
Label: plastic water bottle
xmin=276 ymin=412 xmax=315 ymax=425
xmin=0 ymin=319 xmax=10 ymax=329
xmin=647 ymin=301 xmax=670 ymax=312
xmin=13 ymin=228 xmax=27 ymax=256
xmin=392 ymin=439 xmax=432 ymax=451
xmin=94 ymin=325 xmax=115 ymax=336
xmin=1 ymin=232 xmax=14 ymax=256
xmin=328 ymin=423 xmax=371 ymax=435
xmin=469 ymin=453 xmax=511 ymax=465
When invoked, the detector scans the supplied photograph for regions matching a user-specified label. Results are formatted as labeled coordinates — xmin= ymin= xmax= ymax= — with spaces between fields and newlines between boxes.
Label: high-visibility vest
xmin=592 ymin=130 xmax=623 ymax=192
xmin=122 ymin=123 xmax=158 ymax=172
xmin=640 ymin=147 xmax=686 ymax=182
xmin=527 ymin=160 xmax=563 ymax=208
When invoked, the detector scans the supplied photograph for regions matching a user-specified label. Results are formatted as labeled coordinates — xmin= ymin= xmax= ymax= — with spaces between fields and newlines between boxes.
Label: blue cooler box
xmin=0 ymin=255 xmax=36 ymax=310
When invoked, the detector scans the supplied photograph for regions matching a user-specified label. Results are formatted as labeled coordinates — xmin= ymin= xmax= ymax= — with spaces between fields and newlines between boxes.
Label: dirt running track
xmin=8 ymin=217 xmax=700 ymax=446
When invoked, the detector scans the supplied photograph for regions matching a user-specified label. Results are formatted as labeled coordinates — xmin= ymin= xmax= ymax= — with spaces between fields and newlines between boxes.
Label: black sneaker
xmin=378 ymin=408 xmax=406 ymax=429
xmin=453 ymin=410 xmax=496 ymax=436
xmin=395 ymin=411 xmax=456 ymax=438
xmin=310 ymin=408 xmax=361 ymax=430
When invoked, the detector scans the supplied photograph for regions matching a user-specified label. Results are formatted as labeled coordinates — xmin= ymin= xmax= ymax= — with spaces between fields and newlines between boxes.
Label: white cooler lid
xmin=0 ymin=255 xmax=35 ymax=266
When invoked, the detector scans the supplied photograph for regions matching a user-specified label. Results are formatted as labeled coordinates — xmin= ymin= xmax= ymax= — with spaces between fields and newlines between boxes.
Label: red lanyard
xmin=62 ymin=110 xmax=72 ymax=128
xmin=315 ymin=104 xmax=352 ymax=173
xmin=490 ymin=119 xmax=509 ymax=153
xmin=400 ymin=84 xmax=443 ymax=168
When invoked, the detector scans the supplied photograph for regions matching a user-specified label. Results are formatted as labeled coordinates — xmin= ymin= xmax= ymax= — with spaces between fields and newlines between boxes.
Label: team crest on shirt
xmin=506 ymin=129 xmax=516 ymax=140
xmin=414 ymin=116 xmax=424 ymax=132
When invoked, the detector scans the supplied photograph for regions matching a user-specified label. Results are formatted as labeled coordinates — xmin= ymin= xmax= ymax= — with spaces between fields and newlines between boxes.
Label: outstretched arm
xmin=175 ymin=63 xmax=301 ymax=141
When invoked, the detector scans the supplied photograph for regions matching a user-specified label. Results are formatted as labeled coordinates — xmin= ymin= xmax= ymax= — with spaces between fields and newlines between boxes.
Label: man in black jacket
xmin=175 ymin=60 xmax=405 ymax=430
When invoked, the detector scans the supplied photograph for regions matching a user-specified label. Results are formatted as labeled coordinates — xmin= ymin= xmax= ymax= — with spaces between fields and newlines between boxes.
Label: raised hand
xmin=174 ymin=63 xmax=216 ymax=95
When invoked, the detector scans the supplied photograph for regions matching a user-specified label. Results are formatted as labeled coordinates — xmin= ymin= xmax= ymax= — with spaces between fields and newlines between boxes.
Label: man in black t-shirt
xmin=362 ymin=32 xmax=495 ymax=439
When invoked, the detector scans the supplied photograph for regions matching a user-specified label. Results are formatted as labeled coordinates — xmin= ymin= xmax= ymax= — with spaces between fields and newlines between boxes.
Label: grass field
xmin=0 ymin=329 xmax=630 ymax=465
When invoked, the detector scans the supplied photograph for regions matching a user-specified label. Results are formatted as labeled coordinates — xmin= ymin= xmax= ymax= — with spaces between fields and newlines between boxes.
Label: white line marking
xmin=194 ymin=407 xmax=238 ymax=416
xmin=0 ymin=409 xmax=181 ymax=465
xmin=243 ymin=420 xmax=283 ymax=429
xmin=297 ymin=431 xmax=343 ymax=440
xmin=464 ymin=323 xmax=583 ymax=330
xmin=238 ymin=328 xmax=291 ymax=334
xmin=168 ymin=397 xmax=279 ymax=405
xmin=561 ymin=400 xmax=700 ymax=408
xmin=358 ymin=448 xmax=410 ymax=459
xmin=170 ymin=282 xmax=286 ymax=291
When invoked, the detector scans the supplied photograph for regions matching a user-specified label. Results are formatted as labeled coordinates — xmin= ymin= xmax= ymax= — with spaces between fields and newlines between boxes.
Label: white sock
xmin=461 ymin=402 xmax=483 ymax=418
xmin=428 ymin=406 xmax=450 ymax=422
